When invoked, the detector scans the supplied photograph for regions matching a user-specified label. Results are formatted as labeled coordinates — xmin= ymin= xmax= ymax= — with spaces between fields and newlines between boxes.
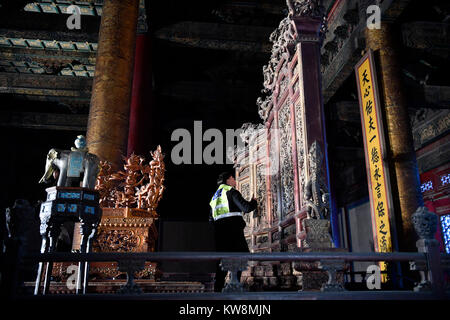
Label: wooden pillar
xmin=86 ymin=0 xmax=140 ymax=169
xmin=366 ymin=23 xmax=424 ymax=251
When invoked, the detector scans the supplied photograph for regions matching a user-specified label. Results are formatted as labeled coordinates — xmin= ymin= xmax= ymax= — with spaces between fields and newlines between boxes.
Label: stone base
xmin=293 ymin=247 xmax=348 ymax=291
xmin=300 ymin=271 xmax=329 ymax=291
xmin=241 ymin=262 xmax=301 ymax=291
xmin=302 ymin=219 xmax=334 ymax=249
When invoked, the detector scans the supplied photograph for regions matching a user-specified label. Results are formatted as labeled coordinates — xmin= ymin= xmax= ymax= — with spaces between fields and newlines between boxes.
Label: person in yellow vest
xmin=209 ymin=171 xmax=257 ymax=292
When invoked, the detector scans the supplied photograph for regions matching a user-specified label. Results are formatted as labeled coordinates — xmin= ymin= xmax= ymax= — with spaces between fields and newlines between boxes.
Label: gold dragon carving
xmin=95 ymin=146 xmax=166 ymax=213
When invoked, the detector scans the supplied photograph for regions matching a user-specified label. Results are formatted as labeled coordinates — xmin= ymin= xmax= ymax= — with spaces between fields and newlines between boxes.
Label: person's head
xmin=217 ymin=171 xmax=236 ymax=187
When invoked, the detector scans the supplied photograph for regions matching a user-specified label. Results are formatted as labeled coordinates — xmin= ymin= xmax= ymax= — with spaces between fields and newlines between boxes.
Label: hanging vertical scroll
xmin=355 ymin=50 xmax=395 ymax=280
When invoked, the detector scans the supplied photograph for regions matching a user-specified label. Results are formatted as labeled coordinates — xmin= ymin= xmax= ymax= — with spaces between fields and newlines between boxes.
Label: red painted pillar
xmin=127 ymin=33 xmax=155 ymax=156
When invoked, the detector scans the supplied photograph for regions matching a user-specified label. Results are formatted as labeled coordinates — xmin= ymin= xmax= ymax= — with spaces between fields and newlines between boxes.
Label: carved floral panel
xmin=269 ymin=130 xmax=281 ymax=222
xmin=295 ymin=101 xmax=307 ymax=206
xmin=255 ymin=163 xmax=267 ymax=229
xmin=278 ymin=99 xmax=295 ymax=216
xmin=239 ymin=165 xmax=250 ymax=180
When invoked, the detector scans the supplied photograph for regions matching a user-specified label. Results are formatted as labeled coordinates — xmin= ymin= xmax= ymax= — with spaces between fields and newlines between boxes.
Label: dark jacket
xmin=210 ymin=186 xmax=257 ymax=254
xmin=209 ymin=186 xmax=257 ymax=222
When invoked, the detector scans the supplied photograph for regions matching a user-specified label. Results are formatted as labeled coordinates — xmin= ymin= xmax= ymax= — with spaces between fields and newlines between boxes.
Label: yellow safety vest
xmin=209 ymin=184 xmax=242 ymax=221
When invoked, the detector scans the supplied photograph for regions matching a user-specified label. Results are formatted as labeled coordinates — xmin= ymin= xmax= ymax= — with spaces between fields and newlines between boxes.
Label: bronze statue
xmin=39 ymin=135 xmax=99 ymax=189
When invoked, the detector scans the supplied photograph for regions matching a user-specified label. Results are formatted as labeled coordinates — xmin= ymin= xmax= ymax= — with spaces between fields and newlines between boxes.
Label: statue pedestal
xmin=36 ymin=187 xmax=102 ymax=295
xmin=294 ymin=219 xmax=348 ymax=291
xmin=90 ymin=207 xmax=158 ymax=280
xmin=40 ymin=186 xmax=101 ymax=218
xmin=51 ymin=207 xmax=159 ymax=285
xmin=93 ymin=207 xmax=157 ymax=252
xmin=301 ymin=219 xmax=334 ymax=249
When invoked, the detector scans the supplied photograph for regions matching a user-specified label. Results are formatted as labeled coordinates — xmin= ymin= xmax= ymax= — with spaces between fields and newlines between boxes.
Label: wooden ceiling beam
xmin=0 ymin=72 xmax=92 ymax=100
xmin=0 ymin=72 xmax=92 ymax=89
xmin=155 ymin=21 xmax=272 ymax=52
xmin=0 ymin=111 xmax=87 ymax=131
xmin=322 ymin=0 xmax=414 ymax=104
xmin=402 ymin=22 xmax=450 ymax=58
xmin=1 ymin=94 xmax=90 ymax=105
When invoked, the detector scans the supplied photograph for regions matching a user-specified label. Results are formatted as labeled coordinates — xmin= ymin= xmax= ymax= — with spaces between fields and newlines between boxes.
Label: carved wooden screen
xmin=265 ymin=54 xmax=303 ymax=251
xmin=236 ymin=1 xmax=330 ymax=253
xmin=235 ymin=1 xmax=332 ymax=292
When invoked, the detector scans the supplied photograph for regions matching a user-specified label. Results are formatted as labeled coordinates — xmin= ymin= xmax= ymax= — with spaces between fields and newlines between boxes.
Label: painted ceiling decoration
xmin=0 ymin=37 xmax=97 ymax=52
xmin=0 ymin=36 xmax=96 ymax=77
xmin=1 ymin=0 xmax=147 ymax=77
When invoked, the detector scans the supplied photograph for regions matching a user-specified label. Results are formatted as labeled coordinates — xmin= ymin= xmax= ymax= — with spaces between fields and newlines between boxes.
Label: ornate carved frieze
xmin=94 ymin=229 xmax=141 ymax=253
xmin=287 ymin=0 xmax=326 ymax=19
xmin=257 ymin=96 xmax=272 ymax=122
xmin=262 ymin=17 xmax=296 ymax=94
xmin=258 ymin=0 xmax=327 ymax=121
xmin=278 ymin=100 xmax=295 ymax=216
xmin=287 ymin=0 xmax=328 ymax=39
xmin=411 ymin=108 xmax=450 ymax=150
xmin=99 ymin=216 xmax=155 ymax=227
xmin=320 ymin=1 xmax=359 ymax=76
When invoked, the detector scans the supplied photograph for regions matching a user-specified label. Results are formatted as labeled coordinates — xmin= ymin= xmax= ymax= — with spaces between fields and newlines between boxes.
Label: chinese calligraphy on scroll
xmin=356 ymin=50 xmax=395 ymax=280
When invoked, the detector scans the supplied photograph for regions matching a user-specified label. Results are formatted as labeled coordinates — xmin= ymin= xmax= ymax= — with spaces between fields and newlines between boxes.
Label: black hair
xmin=217 ymin=171 xmax=235 ymax=186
